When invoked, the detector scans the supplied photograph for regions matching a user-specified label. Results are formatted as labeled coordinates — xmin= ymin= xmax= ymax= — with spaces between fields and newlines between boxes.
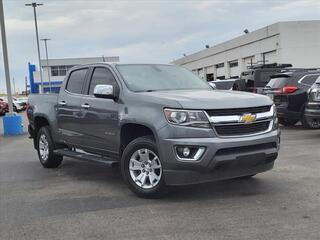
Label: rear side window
xmin=300 ymin=75 xmax=320 ymax=86
xmin=266 ymin=77 xmax=289 ymax=89
xmin=66 ymin=68 xmax=88 ymax=94
xmin=88 ymin=67 xmax=117 ymax=95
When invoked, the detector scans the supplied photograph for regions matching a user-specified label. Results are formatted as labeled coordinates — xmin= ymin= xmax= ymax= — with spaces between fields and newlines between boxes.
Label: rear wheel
xmin=121 ymin=136 xmax=167 ymax=198
xmin=37 ymin=126 xmax=63 ymax=168
xmin=278 ymin=118 xmax=298 ymax=126
xmin=302 ymin=115 xmax=320 ymax=129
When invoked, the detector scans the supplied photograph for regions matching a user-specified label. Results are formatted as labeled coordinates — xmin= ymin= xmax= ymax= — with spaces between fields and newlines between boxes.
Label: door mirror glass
xmin=93 ymin=84 xmax=114 ymax=98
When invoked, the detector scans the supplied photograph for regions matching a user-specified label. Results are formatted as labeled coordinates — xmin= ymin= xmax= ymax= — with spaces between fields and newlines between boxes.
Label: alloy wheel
xmin=129 ymin=148 xmax=162 ymax=189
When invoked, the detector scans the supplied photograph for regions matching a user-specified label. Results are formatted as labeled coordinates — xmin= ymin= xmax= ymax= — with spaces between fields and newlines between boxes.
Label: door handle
xmin=59 ymin=101 xmax=66 ymax=106
xmin=81 ymin=103 xmax=90 ymax=109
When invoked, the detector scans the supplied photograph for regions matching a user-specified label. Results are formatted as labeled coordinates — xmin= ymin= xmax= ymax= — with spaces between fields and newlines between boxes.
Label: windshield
xmin=116 ymin=64 xmax=211 ymax=92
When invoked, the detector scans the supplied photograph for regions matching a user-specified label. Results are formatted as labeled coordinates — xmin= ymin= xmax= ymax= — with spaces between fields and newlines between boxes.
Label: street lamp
xmin=25 ymin=2 xmax=43 ymax=93
xmin=0 ymin=0 xmax=14 ymax=113
xmin=41 ymin=38 xmax=51 ymax=92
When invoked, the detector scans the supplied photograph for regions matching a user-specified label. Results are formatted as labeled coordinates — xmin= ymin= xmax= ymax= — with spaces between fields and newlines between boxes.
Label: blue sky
xmin=0 ymin=0 xmax=320 ymax=92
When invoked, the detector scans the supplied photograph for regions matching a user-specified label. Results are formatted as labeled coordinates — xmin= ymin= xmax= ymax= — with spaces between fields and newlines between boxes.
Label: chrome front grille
xmin=206 ymin=105 xmax=274 ymax=137
xmin=206 ymin=106 xmax=271 ymax=116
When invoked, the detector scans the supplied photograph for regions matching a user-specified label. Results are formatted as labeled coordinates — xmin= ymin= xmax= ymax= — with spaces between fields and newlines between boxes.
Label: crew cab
xmin=27 ymin=63 xmax=280 ymax=198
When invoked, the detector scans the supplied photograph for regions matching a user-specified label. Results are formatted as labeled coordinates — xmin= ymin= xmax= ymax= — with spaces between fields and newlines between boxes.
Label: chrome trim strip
xmin=207 ymin=107 xmax=274 ymax=124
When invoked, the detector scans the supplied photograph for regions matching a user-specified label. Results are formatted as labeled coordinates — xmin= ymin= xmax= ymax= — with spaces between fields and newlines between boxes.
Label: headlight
xmin=164 ymin=108 xmax=210 ymax=128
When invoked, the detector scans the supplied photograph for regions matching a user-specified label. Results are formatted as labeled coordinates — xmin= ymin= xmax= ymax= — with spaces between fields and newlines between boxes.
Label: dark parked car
xmin=235 ymin=63 xmax=292 ymax=93
xmin=0 ymin=99 xmax=9 ymax=116
xmin=263 ymin=70 xmax=320 ymax=128
xmin=305 ymin=76 xmax=320 ymax=128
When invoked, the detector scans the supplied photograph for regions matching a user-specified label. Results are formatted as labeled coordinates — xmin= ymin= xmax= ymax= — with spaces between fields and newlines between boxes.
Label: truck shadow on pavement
xmin=59 ymin=157 xmax=283 ymax=202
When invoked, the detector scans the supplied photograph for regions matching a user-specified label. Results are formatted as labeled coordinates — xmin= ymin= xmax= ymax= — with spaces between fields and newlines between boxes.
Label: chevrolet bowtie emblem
xmin=240 ymin=113 xmax=256 ymax=124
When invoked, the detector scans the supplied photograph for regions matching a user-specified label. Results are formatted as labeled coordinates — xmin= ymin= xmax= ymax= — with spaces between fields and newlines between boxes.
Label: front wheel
xmin=121 ymin=136 xmax=167 ymax=198
xmin=37 ymin=126 xmax=63 ymax=168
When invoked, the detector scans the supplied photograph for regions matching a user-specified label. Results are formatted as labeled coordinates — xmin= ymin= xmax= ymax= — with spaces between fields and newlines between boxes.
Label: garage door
xmin=263 ymin=51 xmax=277 ymax=64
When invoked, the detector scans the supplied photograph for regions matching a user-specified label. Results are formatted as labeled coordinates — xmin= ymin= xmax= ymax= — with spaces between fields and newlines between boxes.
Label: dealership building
xmin=29 ymin=56 xmax=120 ymax=93
xmin=172 ymin=20 xmax=320 ymax=81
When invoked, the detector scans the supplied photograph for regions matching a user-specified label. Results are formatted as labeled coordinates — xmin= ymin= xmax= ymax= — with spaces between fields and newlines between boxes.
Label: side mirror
xmin=209 ymin=82 xmax=217 ymax=90
xmin=93 ymin=84 xmax=115 ymax=99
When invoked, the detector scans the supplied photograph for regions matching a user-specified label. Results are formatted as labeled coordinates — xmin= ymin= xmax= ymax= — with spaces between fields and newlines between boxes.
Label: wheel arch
xmin=120 ymin=123 xmax=158 ymax=156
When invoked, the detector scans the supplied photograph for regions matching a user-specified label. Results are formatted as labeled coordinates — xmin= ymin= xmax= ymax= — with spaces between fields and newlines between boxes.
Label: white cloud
xmin=0 ymin=0 xmax=319 ymax=92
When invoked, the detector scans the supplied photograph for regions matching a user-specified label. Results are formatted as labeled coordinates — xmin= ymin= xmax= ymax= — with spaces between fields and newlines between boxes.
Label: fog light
xmin=175 ymin=146 xmax=206 ymax=161
xmin=182 ymin=147 xmax=190 ymax=157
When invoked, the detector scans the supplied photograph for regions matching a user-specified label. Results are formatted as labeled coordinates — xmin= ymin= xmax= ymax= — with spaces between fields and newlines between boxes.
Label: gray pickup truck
xmin=27 ymin=63 xmax=280 ymax=198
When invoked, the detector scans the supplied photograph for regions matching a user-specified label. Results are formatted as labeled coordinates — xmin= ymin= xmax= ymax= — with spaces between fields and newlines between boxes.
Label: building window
xmin=206 ymin=73 xmax=214 ymax=82
xmin=217 ymin=76 xmax=225 ymax=80
xmin=216 ymin=63 xmax=224 ymax=68
xmin=51 ymin=65 xmax=75 ymax=76
xmin=229 ymin=61 xmax=238 ymax=68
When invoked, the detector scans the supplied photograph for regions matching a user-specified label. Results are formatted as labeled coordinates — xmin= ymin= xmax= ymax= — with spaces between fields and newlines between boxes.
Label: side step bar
xmin=53 ymin=149 xmax=118 ymax=167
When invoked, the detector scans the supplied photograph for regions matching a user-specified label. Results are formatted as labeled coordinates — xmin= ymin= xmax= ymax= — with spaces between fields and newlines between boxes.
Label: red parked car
xmin=0 ymin=99 xmax=9 ymax=116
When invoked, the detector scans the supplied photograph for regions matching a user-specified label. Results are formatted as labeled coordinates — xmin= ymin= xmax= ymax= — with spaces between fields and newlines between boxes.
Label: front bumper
xmin=158 ymin=129 xmax=280 ymax=186
xmin=305 ymin=102 xmax=320 ymax=119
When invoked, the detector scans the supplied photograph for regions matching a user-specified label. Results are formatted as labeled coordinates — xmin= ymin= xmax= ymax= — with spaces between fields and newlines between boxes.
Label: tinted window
xmin=88 ymin=67 xmax=117 ymax=95
xmin=301 ymin=75 xmax=320 ymax=86
xmin=266 ymin=77 xmax=289 ymax=89
xmin=66 ymin=68 xmax=88 ymax=94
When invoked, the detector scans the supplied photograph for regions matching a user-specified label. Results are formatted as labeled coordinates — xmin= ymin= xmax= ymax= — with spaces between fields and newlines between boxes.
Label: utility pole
xmin=25 ymin=2 xmax=43 ymax=93
xmin=12 ymin=77 xmax=16 ymax=95
xmin=40 ymin=38 xmax=51 ymax=92
xmin=25 ymin=76 xmax=28 ymax=96
xmin=0 ymin=0 xmax=14 ymax=113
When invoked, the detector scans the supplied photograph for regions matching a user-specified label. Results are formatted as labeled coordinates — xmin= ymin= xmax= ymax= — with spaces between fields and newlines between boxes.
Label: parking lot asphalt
xmin=0 ymin=114 xmax=320 ymax=240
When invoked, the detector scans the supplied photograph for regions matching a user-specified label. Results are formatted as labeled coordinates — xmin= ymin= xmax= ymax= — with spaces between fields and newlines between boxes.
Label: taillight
xmin=276 ymin=86 xmax=298 ymax=95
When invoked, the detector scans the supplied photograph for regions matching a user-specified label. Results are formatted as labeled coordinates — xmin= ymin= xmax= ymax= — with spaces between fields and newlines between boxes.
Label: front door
xmin=80 ymin=67 xmax=120 ymax=157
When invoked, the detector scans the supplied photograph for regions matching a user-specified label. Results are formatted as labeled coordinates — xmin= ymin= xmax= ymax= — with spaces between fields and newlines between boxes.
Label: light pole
xmin=0 ymin=0 xmax=14 ymax=113
xmin=25 ymin=2 xmax=43 ymax=93
xmin=41 ymin=38 xmax=51 ymax=92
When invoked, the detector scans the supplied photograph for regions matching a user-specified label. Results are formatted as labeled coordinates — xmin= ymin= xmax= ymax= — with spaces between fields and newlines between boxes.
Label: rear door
xmin=56 ymin=68 xmax=89 ymax=146
xmin=80 ymin=66 xmax=121 ymax=157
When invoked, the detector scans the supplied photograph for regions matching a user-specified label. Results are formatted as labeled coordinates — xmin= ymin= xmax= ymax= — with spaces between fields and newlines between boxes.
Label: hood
xmin=141 ymin=89 xmax=273 ymax=109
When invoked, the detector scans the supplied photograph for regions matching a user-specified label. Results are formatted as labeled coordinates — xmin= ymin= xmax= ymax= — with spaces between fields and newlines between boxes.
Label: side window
xmin=66 ymin=68 xmax=88 ymax=94
xmin=301 ymin=75 xmax=320 ymax=86
xmin=88 ymin=67 xmax=117 ymax=95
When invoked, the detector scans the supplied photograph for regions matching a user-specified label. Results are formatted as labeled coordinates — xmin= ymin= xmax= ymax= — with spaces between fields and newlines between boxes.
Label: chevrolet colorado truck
xmin=27 ymin=63 xmax=280 ymax=198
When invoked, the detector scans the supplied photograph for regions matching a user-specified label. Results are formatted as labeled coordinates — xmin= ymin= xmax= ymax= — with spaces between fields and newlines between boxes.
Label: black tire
xmin=13 ymin=106 xmax=18 ymax=112
xmin=233 ymin=79 xmax=246 ymax=91
xmin=121 ymin=136 xmax=167 ymax=198
xmin=37 ymin=126 xmax=63 ymax=168
xmin=278 ymin=118 xmax=299 ymax=126
xmin=301 ymin=115 xmax=320 ymax=129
